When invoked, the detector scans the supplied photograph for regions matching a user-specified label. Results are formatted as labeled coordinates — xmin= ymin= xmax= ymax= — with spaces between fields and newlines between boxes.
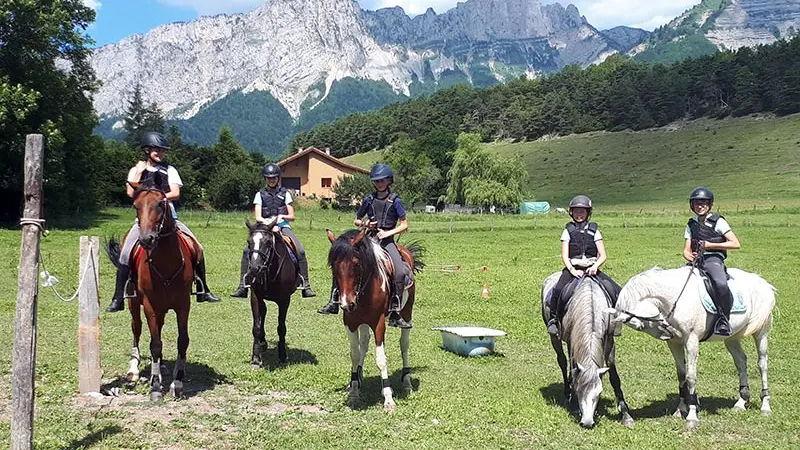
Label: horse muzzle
xmin=139 ymin=233 xmax=158 ymax=250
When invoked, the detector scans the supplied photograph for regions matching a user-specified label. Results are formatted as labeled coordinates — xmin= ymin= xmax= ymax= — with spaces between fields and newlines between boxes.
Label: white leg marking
xmin=359 ymin=324 xmax=370 ymax=367
xmin=375 ymin=343 xmax=395 ymax=411
xmin=127 ymin=347 xmax=141 ymax=382
xmin=347 ymin=330 xmax=361 ymax=407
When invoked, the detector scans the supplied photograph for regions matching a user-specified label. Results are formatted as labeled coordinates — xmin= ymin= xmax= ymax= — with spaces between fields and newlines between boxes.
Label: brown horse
xmin=106 ymin=181 xmax=197 ymax=402
xmin=244 ymin=218 xmax=299 ymax=365
xmin=326 ymin=229 xmax=424 ymax=411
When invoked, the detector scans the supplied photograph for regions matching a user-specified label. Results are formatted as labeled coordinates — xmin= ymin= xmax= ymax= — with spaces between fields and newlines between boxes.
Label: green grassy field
xmin=1 ymin=204 xmax=799 ymax=449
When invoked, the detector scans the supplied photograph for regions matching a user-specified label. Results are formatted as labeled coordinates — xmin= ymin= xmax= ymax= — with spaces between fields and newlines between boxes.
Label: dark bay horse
xmin=244 ymin=218 xmax=299 ymax=365
xmin=326 ymin=229 xmax=424 ymax=411
xmin=106 ymin=181 xmax=196 ymax=402
xmin=542 ymin=273 xmax=634 ymax=428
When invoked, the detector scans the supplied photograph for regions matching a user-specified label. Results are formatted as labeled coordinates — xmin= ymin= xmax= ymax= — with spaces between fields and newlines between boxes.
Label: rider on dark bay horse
xmin=106 ymin=131 xmax=221 ymax=312
xmin=230 ymin=162 xmax=315 ymax=298
xmin=317 ymin=163 xmax=412 ymax=329
xmin=547 ymin=195 xmax=621 ymax=336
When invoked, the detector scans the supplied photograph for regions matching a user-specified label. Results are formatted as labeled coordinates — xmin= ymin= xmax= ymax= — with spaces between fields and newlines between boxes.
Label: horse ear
xmin=245 ymin=218 xmax=254 ymax=231
xmin=598 ymin=367 xmax=610 ymax=375
xmin=576 ymin=363 xmax=586 ymax=373
xmin=326 ymin=229 xmax=336 ymax=243
xmin=352 ymin=229 xmax=366 ymax=246
xmin=151 ymin=171 xmax=165 ymax=190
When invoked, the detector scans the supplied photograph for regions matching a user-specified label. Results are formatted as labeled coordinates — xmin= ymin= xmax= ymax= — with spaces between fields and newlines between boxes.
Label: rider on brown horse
xmin=317 ymin=163 xmax=412 ymax=328
xmin=230 ymin=163 xmax=315 ymax=299
xmin=106 ymin=131 xmax=221 ymax=312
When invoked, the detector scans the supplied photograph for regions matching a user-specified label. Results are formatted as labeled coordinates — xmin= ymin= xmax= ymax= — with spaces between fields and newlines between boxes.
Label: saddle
xmin=695 ymin=268 xmax=747 ymax=315
xmin=124 ymin=231 xmax=200 ymax=297
xmin=545 ymin=276 xmax=615 ymax=320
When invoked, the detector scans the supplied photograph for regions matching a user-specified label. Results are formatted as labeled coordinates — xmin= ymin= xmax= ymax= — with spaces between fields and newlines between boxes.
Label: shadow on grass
xmin=103 ymin=360 xmax=230 ymax=398
xmin=64 ymin=424 xmax=125 ymax=450
xmin=256 ymin=345 xmax=319 ymax=372
xmin=539 ymin=382 xmax=619 ymax=425
xmin=630 ymin=393 xmax=734 ymax=419
xmin=347 ymin=366 xmax=428 ymax=410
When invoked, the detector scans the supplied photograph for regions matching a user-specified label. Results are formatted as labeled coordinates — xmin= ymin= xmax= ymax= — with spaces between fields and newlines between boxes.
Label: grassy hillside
xmin=490 ymin=115 xmax=800 ymax=210
xmin=341 ymin=149 xmax=384 ymax=169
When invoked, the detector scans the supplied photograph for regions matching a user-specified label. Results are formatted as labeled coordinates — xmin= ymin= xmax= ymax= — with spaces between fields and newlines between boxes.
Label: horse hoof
xmin=150 ymin=391 xmax=163 ymax=403
xmin=672 ymin=409 xmax=684 ymax=419
xmin=384 ymin=399 xmax=397 ymax=412
xmin=170 ymin=381 xmax=183 ymax=398
xmin=621 ymin=415 xmax=635 ymax=428
xmin=347 ymin=393 xmax=360 ymax=409
xmin=126 ymin=372 xmax=139 ymax=383
xmin=686 ymin=419 xmax=699 ymax=431
xmin=761 ymin=409 xmax=772 ymax=417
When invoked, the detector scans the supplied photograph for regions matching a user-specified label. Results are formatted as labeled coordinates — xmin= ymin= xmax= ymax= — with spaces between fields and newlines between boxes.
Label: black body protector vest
xmin=259 ymin=186 xmax=289 ymax=218
xmin=566 ymin=222 xmax=599 ymax=259
xmin=688 ymin=214 xmax=727 ymax=259
xmin=368 ymin=192 xmax=400 ymax=230
xmin=139 ymin=165 xmax=171 ymax=192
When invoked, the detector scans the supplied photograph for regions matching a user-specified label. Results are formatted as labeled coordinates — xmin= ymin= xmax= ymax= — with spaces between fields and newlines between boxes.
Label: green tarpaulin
xmin=520 ymin=201 xmax=550 ymax=215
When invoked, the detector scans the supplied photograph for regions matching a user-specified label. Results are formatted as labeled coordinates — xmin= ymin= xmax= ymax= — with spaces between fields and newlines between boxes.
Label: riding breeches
xmin=551 ymin=269 xmax=621 ymax=317
xmin=380 ymin=239 xmax=408 ymax=287
xmin=119 ymin=220 xmax=202 ymax=266
xmin=701 ymin=254 xmax=732 ymax=318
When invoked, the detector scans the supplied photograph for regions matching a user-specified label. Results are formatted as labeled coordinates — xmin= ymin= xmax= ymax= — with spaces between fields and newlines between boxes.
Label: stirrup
xmin=123 ymin=279 xmax=137 ymax=298
xmin=193 ymin=275 xmax=206 ymax=296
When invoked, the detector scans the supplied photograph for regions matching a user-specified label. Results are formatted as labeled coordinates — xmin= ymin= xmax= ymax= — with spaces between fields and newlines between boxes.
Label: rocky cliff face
xmin=90 ymin=0 xmax=620 ymax=121
xmin=706 ymin=0 xmax=800 ymax=50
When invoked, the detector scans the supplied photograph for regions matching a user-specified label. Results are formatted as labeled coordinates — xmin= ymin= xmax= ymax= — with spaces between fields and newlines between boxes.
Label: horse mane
xmin=328 ymin=230 xmax=390 ymax=294
xmin=567 ymin=278 xmax=608 ymax=393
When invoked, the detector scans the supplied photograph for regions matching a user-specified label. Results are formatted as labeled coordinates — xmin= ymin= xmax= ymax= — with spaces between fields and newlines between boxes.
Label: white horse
xmin=542 ymin=272 xmax=635 ymax=428
xmin=611 ymin=266 xmax=774 ymax=431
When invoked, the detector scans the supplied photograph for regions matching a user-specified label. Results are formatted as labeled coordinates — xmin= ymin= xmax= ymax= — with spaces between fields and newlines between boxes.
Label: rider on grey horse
xmin=547 ymin=195 xmax=621 ymax=336
xmin=683 ymin=186 xmax=741 ymax=336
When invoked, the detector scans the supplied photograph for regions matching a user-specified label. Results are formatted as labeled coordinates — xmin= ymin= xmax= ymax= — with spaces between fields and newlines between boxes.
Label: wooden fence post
xmin=12 ymin=134 xmax=44 ymax=450
xmin=78 ymin=236 xmax=101 ymax=394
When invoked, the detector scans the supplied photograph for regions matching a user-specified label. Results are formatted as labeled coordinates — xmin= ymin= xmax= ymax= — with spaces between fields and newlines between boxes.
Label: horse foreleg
xmin=359 ymin=325 xmax=370 ymax=367
xmin=128 ymin=301 xmax=143 ymax=382
xmin=725 ymin=338 xmax=749 ymax=411
xmin=373 ymin=329 xmax=395 ymax=412
xmin=754 ymin=329 xmax=771 ymax=416
xmin=146 ymin=311 xmax=165 ymax=403
xmin=550 ymin=335 xmax=570 ymax=401
xmin=347 ymin=328 xmax=362 ymax=408
xmin=605 ymin=341 xmax=634 ymax=427
xmin=683 ymin=335 xmax=701 ymax=431
xmin=170 ymin=307 xmax=189 ymax=399
xmin=400 ymin=328 xmax=412 ymax=396
xmin=668 ymin=339 xmax=688 ymax=419
xmin=250 ymin=292 xmax=266 ymax=367
xmin=276 ymin=301 xmax=289 ymax=364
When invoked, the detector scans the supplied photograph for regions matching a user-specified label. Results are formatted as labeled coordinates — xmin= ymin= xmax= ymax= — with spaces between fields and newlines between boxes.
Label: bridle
xmin=247 ymin=229 xmax=288 ymax=284
xmin=138 ymin=190 xmax=184 ymax=287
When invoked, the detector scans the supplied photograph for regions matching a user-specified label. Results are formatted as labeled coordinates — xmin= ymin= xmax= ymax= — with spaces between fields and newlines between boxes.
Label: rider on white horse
xmin=683 ymin=186 xmax=741 ymax=336
xmin=547 ymin=195 xmax=621 ymax=336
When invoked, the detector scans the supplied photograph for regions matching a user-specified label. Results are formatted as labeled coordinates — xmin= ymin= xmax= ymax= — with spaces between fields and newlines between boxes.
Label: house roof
xmin=278 ymin=147 xmax=370 ymax=175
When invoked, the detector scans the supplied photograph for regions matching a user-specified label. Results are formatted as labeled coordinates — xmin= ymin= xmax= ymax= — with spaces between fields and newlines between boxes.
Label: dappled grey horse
xmin=611 ymin=266 xmax=774 ymax=431
xmin=542 ymin=272 xmax=634 ymax=428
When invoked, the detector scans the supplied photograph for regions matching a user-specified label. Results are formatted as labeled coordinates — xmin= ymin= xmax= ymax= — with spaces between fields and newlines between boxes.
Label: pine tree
xmin=123 ymin=84 xmax=147 ymax=147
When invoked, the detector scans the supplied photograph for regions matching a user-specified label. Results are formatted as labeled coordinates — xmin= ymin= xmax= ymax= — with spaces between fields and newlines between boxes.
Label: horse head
xmin=327 ymin=228 xmax=380 ymax=313
xmin=244 ymin=217 xmax=279 ymax=285
xmin=133 ymin=174 xmax=172 ymax=250
xmin=571 ymin=362 xmax=609 ymax=428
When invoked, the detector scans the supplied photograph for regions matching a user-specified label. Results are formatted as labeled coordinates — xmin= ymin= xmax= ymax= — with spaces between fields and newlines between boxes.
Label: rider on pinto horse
xmin=105 ymin=131 xmax=221 ymax=312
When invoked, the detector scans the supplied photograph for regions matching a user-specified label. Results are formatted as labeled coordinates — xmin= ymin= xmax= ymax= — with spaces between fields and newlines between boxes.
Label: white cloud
xmin=359 ymin=0 xmax=701 ymax=30
xmin=82 ymin=0 xmax=102 ymax=9
xmin=156 ymin=0 xmax=264 ymax=16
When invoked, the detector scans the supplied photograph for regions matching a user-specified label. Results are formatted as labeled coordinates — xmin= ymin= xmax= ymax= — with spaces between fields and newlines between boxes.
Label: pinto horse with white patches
xmin=611 ymin=266 xmax=775 ymax=431
xmin=326 ymin=228 xmax=424 ymax=411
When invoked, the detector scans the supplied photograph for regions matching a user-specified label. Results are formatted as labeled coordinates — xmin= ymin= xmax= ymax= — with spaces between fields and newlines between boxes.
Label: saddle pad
xmin=280 ymin=235 xmax=299 ymax=266
xmin=698 ymin=275 xmax=747 ymax=314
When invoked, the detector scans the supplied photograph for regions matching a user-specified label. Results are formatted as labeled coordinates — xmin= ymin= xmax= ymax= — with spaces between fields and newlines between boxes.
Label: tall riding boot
xmin=547 ymin=293 xmax=561 ymax=336
xmin=231 ymin=247 xmax=248 ymax=298
xmin=106 ymin=264 xmax=130 ymax=312
xmin=388 ymin=281 xmax=411 ymax=328
xmin=715 ymin=292 xmax=733 ymax=336
xmin=195 ymin=259 xmax=221 ymax=303
xmin=297 ymin=255 xmax=316 ymax=298
xmin=317 ymin=281 xmax=339 ymax=314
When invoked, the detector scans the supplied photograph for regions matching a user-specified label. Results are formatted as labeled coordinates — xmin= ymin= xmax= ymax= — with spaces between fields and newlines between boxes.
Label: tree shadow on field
xmin=630 ymin=393 xmax=733 ymax=419
xmin=64 ymin=424 xmax=124 ymax=450
xmin=255 ymin=344 xmax=319 ymax=372
xmin=347 ymin=366 xmax=428 ymax=410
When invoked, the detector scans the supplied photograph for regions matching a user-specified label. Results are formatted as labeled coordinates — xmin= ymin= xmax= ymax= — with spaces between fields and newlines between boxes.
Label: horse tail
xmin=105 ymin=236 xmax=122 ymax=269
xmin=403 ymin=240 xmax=426 ymax=273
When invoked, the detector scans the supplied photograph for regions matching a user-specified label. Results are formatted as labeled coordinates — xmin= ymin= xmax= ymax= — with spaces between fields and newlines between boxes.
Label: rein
xmin=248 ymin=230 xmax=290 ymax=284
xmin=143 ymin=197 xmax=185 ymax=287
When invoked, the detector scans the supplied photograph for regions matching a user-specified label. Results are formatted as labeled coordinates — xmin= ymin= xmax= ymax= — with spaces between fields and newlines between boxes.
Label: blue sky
xmin=85 ymin=0 xmax=701 ymax=47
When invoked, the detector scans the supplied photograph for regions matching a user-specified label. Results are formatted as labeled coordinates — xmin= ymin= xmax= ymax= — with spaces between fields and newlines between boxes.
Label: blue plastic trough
xmin=432 ymin=326 xmax=507 ymax=357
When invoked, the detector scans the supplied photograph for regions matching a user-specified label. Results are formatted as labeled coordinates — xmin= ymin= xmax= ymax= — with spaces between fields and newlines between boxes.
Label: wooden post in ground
xmin=78 ymin=236 xmax=101 ymax=394
xmin=12 ymin=134 xmax=44 ymax=450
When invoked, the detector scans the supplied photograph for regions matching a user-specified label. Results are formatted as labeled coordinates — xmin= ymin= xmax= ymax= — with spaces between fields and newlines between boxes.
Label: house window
xmin=321 ymin=178 xmax=332 ymax=188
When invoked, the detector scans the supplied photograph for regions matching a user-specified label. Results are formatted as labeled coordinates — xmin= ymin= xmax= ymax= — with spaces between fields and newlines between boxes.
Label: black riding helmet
xmin=370 ymin=163 xmax=394 ymax=182
xmin=689 ymin=186 xmax=714 ymax=206
xmin=140 ymin=131 xmax=170 ymax=150
xmin=262 ymin=163 xmax=281 ymax=178
xmin=569 ymin=195 xmax=593 ymax=220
